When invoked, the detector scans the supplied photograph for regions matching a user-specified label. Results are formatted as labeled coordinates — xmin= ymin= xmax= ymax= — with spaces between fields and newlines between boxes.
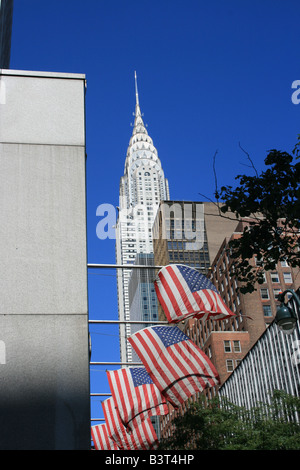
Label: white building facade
xmin=219 ymin=319 xmax=300 ymax=418
xmin=115 ymin=73 xmax=169 ymax=362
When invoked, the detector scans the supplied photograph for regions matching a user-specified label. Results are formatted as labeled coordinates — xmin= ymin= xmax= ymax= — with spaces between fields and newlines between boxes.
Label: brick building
xmin=155 ymin=208 xmax=300 ymax=439
xmin=208 ymin=220 xmax=300 ymax=350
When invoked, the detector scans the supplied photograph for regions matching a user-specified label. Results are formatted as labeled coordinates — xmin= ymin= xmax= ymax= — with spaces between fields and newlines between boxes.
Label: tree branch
xmin=238 ymin=142 xmax=259 ymax=177
xmin=213 ymin=149 xmax=219 ymax=201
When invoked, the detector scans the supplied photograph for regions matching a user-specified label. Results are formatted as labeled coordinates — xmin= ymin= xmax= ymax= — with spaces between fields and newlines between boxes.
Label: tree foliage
xmin=158 ymin=391 xmax=300 ymax=450
xmin=214 ymin=136 xmax=300 ymax=293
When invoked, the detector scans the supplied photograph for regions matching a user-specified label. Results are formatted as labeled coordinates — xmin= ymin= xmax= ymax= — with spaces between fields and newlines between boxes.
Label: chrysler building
xmin=115 ymin=73 xmax=170 ymax=362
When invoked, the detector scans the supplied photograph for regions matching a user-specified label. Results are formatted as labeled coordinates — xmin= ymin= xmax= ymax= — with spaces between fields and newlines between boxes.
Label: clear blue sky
xmin=10 ymin=0 xmax=300 ymax=423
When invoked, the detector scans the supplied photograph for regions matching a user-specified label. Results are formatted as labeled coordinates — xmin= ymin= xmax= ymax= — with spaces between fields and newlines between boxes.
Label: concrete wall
xmin=0 ymin=70 xmax=90 ymax=449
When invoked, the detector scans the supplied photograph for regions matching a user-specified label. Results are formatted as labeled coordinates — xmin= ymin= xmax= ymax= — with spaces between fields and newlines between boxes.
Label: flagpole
xmin=90 ymin=361 xmax=142 ymax=366
xmin=88 ymin=262 xmax=171 ymax=427
xmin=88 ymin=263 xmax=203 ymax=271
xmin=88 ymin=263 xmax=163 ymax=269
xmin=89 ymin=320 xmax=168 ymax=324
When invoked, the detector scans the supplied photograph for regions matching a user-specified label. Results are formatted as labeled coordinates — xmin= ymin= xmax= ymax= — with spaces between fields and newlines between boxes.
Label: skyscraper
xmin=128 ymin=253 xmax=159 ymax=362
xmin=152 ymin=200 xmax=238 ymax=321
xmin=0 ymin=0 xmax=14 ymax=69
xmin=115 ymin=73 xmax=169 ymax=363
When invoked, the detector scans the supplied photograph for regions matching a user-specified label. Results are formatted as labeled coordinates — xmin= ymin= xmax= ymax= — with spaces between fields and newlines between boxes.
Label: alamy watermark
xmin=291 ymin=340 xmax=300 ymax=366
xmin=96 ymin=201 xmax=205 ymax=250
xmin=291 ymin=80 xmax=300 ymax=104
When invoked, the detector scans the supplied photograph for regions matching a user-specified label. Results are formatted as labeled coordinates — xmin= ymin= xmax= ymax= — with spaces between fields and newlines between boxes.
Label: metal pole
xmin=87 ymin=263 xmax=202 ymax=271
xmin=89 ymin=319 xmax=168 ymax=324
xmin=88 ymin=263 xmax=163 ymax=269
xmin=90 ymin=393 xmax=111 ymax=397
xmin=88 ymin=262 xmax=169 ymax=424
xmin=90 ymin=362 xmax=142 ymax=366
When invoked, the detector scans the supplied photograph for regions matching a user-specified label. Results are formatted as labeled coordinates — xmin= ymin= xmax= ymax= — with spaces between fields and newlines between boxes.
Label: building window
xmin=273 ymin=288 xmax=281 ymax=300
xmin=224 ymin=340 xmax=231 ymax=353
xmin=255 ymin=257 xmax=263 ymax=267
xmin=226 ymin=359 xmax=234 ymax=372
xmin=263 ymin=305 xmax=272 ymax=317
xmin=270 ymin=272 xmax=279 ymax=283
xmin=260 ymin=288 xmax=269 ymax=300
xmin=283 ymin=272 xmax=293 ymax=284
xmin=233 ymin=340 xmax=241 ymax=353
xmin=280 ymin=260 xmax=289 ymax=267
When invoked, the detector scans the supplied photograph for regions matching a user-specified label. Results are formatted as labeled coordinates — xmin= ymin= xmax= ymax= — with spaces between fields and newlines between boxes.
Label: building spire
xmin=134 ymin=71 xmax=142 ymax=118
xmin=134 ymin=70 xmax=139 ymax=106
xmin=132 ymin=70 xmax=145 ymax=133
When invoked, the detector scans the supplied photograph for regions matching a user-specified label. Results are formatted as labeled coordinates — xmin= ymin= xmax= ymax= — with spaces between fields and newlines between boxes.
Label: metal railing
xmin=88 ymin=262 xmax=169 ymax=423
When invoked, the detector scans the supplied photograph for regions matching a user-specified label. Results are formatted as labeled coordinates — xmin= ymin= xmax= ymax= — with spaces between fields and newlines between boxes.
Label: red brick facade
xmin=155 ymin=211 xmax=299 ymax=439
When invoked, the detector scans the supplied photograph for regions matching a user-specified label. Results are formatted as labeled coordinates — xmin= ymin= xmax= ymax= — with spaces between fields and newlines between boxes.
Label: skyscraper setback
xmin=115 ymin=73 xmax=170 ymax=363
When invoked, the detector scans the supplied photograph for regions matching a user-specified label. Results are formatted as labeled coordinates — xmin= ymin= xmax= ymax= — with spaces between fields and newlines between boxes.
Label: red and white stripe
xmin=154 ymin=264 xmax=235 ymax=322
xmin=91 ymin=423 xmax=119 ymax=450
xmin=106 ymin=368 xmax=168 ymax=431
xmin=128 ymin=326 xmax=220 ymax=408
xmin=102 ymin=397 xmax=159 ymax=450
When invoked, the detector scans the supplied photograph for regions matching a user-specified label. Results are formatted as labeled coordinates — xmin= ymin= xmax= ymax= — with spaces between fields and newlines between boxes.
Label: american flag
xmin=154 ymin=264 xmax=235 ymax=323
xmin=106 ymin=367 xmax=169 ymax=431
xmin=102 ymin=397 xmax=159 ymax=450
xmin=128 ymin=325 xmax=220 ymax=408
xmin=91 ymin=423 xmax=119 ymax=450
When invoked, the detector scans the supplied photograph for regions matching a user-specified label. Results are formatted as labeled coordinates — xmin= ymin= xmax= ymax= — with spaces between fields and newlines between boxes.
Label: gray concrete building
xmin=0 ymin=69 xmax=90 ymax=449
